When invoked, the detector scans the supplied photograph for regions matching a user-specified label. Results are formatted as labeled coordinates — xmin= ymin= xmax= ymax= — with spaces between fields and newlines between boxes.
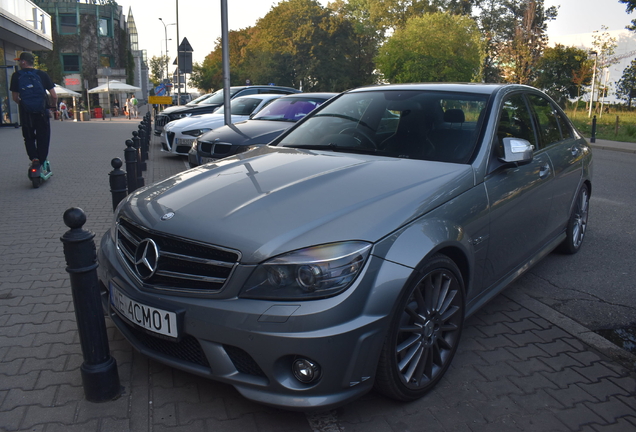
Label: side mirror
xmin=500 ymin=137 xmax=534 ymax=165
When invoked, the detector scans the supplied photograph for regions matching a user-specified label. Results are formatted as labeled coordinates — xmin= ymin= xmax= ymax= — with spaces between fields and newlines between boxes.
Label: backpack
xmin=132 ymin=97 xmax=138 ymax=106
xmin=18 ymin=70 xmax=47 ymax=113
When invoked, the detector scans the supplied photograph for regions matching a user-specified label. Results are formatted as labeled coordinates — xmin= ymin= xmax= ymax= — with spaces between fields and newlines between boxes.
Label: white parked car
xmin=160 ymin=94 xmax=284 ymax=155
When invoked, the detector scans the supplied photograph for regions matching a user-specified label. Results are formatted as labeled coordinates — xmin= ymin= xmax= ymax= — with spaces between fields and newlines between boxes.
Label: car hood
xmin=197 ymin=120 xmax=295 ymax=146
xmin=122 ymin=146 xmax=474 ymax=263
xmin=165 ymin=114 xmax=249 ymax=133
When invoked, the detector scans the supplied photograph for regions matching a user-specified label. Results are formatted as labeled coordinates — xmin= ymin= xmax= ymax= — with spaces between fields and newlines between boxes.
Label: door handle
xmin=539 ymin=163 xmax=551 ymax=179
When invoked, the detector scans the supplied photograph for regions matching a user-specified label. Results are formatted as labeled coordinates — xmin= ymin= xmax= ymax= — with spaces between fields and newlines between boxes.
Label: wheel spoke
xmin=397 ymin=333 xmax=421 ymax=355
xmin=398 ymin=341 xmax=422 ymax=372
xmin=402 ymin=347 xmax=423 ymax=382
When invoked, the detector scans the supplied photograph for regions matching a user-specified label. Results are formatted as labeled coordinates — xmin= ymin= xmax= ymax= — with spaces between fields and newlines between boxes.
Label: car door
xmin=526 ymin=93 xmax=584 ymax=238
xmin=482 ymin=93 xmax=555 ymax=287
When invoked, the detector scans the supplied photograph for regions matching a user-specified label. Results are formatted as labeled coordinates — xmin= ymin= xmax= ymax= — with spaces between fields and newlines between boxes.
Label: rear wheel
xmin=375 ymin=254 xmax=465 ymax=401
xmin=31 ymin=177 xmax=41 ymax=188
xmin=557 ymin=184 xmax=589 ymax=254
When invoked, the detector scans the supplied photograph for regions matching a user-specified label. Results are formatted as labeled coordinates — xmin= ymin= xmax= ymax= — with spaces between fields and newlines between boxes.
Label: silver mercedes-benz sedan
xmin=98 ymin=83 xmax=592 ymax=410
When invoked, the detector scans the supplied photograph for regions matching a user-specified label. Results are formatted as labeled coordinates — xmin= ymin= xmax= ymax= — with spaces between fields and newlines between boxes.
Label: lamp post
xmin=588 ymin=51 xmax=598 ymax=118
xmin=159 ymin=18 xmax=175 ymax=87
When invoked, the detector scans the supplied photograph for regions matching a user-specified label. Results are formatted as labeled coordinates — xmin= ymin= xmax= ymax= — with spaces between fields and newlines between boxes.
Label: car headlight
xmin=183 ymin=128 xmax=212 ymax=137
xmin=240 ymin=241 xmax=372 ymax=300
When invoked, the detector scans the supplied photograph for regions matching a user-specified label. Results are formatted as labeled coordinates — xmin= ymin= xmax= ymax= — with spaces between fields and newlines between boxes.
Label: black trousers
xmin=21 ymin=110 xmax=51 ymax=162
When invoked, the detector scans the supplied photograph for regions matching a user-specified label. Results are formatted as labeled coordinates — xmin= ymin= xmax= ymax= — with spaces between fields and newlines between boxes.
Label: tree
xmin=615 ymin=58 xmax=636 ymax=107
xmin=241 ymin=0 xmax=363 ymax=91
xmin=590 ymin=26 xmax=619 ymax=113
xmin=497 ymin=0 xmax=557 ymax=84
xmin=375 ymin=12 xmax=484 ymax=83
xmin=476 ymin=0 xmax=557 ymax=83
xmin=533 ymin=45 xmax=590 ymax=106
xmin=619 ymin=0 xmax=636 ymax=31
xmin=148 ymin=55 xmax=169 ymax=86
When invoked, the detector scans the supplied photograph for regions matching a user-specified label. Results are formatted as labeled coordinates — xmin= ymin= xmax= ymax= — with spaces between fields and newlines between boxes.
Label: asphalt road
xmin=511 ymin=147 xmax=636 ymax=331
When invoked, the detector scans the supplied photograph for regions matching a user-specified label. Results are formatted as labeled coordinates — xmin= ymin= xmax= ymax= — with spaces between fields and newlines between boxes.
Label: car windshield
xmin=251 ymin=97 xmax=326 ymax=121
xmin=200 ymin=88 xmax=241 ymax=105
xmin=216 ymin=97 xmax=267 ymax=116
xmin=278 ymin=90 xmax=490 ymax=163
xmin=187 ymin=93 xmax=212 ymax=105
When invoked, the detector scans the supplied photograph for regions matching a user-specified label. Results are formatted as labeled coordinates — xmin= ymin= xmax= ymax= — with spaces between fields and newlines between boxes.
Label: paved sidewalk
xmin=0 ymin=121 xmax=634 ymax=432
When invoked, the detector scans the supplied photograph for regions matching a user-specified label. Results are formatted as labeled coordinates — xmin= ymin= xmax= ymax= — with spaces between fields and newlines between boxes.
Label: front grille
xmin=120 ymin=316 xmax=211 ymax=368
xmin=223 ymin=345 xmax=266 ymax=377
xmin=167 ymin=132 xmax=175 ymax=149
xmin=116 ymin=217 xmax=241 ymax=293
xmin=200 ymin=141 xmax=233 ymax=157
xmin=156 ymin=115 xmax=169 ymax=127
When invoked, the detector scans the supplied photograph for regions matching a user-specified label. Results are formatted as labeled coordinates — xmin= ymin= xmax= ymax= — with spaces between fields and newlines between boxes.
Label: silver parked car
xmin=98 ymin=83 xmax=592 ymax=410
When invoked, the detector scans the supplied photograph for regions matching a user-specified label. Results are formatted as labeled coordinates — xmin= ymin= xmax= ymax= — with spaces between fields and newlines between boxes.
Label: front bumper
xmin=97 ymin=231 xmax=411 ymax=410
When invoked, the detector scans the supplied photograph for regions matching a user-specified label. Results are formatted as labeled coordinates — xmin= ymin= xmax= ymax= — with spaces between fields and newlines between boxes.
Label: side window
xmin=527 ymin=94 xmax=562 ymax=148
xmin=496 ymin=94 xmax=537 ymax=155
xmin=555 ymin=110 xmax=574 ymax=140
xmin=237 ymin=88 xmax=258 ymax=97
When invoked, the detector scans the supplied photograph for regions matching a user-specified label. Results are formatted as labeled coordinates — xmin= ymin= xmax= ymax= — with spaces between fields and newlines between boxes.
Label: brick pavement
xmin=0 ymin=116 xmax=634 ymax=432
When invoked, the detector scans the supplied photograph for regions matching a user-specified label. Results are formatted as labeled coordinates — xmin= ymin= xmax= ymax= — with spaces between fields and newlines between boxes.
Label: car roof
xmin=276 ymin=92 xmax=338 ymax=99
xmin=346 ymin=83 xmax=530 ymax=96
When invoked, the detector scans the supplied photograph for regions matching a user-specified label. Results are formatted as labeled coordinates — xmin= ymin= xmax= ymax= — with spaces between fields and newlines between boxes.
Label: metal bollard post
xmin=591 ymin=115 xmax=597 ymax=143
xmin=132 ymin=132 xmax=145 ymax=187
xmin=138 ymin=124 xmax=148 ymax=164
xmin=124 ymin=139 xmax=138 ymax=193
xmin=109 ymin=158 xmax=127 ymax=211
xmin=61 ymin=207 xmax=122 ymax=402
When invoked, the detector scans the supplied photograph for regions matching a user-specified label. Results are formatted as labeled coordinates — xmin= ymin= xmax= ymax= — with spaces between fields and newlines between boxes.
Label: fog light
xmin=292 ymin=358 xmax=321 ymax=383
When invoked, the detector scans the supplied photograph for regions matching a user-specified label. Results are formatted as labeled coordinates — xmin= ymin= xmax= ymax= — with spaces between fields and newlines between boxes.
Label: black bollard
xmin=61 ymin=207 xmax=122 ymax=402
xmin=138 ymin=124 xmax=148 ymax=164
xmin=132 ymin=132 xmax=145 ymax=187
xmin=124 ymin=139 xmax=138 ymax=193
xmin=132 ymin=131 xmax=146 ymax=173
xmin=109 ymin=158 xmax=127 ymax=211
xmin=591 ymin=115 xmax=597 ymax=143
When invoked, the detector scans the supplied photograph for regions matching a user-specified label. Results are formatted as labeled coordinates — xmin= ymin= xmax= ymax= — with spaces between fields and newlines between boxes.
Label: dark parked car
xmin=154 ymin=85 xmax=301 ymax=135
xmin=187 ymin=92 xmax=336 ymax=167
xmin=98 ymin=83 xmax=592 ymax=411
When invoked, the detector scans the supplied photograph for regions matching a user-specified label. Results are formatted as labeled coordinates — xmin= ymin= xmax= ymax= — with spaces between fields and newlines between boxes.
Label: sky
xmin=115 ymin=0 xmax=636 ymax=97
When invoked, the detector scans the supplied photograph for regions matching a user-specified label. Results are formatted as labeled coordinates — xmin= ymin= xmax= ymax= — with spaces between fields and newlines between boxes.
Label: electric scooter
xmin=28 ymin=160 xmax=52 ymax=188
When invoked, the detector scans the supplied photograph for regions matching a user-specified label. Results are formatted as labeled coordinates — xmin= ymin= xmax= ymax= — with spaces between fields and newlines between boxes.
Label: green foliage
xmin=476 ymin=0 xmax=557 ymax=83
xmin=615 ymin=58 xmax=636 ymax=104
xmin=191 ymin=0 xmax=377 ymax=92
xmin=534 ymin=45 xmax=590 ymax=105
xmin=149 ymin=55 xmax=170 ymax=85
xmin=375 ymin=12 xmax=483 ymax=83
xmin=620 ymin=0 xmax=636 ymax=31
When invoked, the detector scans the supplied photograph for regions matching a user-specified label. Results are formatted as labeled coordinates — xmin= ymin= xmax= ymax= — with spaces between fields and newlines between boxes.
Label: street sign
xmin=155 ymin=83 xmax=166 ymax=96
xmin=149 ymin=96 xmax=173 ymax=105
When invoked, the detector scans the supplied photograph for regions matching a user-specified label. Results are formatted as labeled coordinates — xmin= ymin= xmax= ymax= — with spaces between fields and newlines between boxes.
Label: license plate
xmin=110 ymin=284 xmax=178 ymax=338
xmin=201 ymin=156 xmax=218 ymax=164
xmin=176 ymin=138 xmax=194 ymax=146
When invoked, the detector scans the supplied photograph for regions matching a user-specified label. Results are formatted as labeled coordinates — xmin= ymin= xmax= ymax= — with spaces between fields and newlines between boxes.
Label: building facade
xmin=0 ymin=0 xmax=53 ymax=126
xmin=31 ymin=0 xmax=148 ymax=111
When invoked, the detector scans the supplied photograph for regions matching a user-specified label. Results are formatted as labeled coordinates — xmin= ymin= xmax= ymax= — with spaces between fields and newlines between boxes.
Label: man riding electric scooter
xmin=10 ymin=52 xmax=57 ymax=188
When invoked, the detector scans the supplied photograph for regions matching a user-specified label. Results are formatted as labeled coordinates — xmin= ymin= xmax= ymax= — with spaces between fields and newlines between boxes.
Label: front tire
xmin=375 ymin=254 xmax=465 ymax=401
xmin=557 ymin=184 xmax=589 ymax=254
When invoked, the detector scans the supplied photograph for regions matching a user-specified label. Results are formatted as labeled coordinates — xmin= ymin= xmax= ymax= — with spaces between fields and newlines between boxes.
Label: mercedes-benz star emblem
xmin=134 ymin=239 xmax=159 ymax=280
